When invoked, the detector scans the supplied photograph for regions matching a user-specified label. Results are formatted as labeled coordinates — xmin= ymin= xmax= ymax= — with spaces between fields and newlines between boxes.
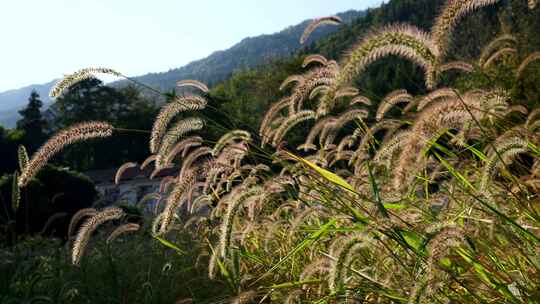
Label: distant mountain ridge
xmin=0 ymin=9 xmax=366 ymax=128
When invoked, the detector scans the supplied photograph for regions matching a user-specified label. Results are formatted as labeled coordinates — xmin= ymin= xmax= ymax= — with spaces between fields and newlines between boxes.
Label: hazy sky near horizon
xmin=0 ymin=0 xmax=382 ymax=91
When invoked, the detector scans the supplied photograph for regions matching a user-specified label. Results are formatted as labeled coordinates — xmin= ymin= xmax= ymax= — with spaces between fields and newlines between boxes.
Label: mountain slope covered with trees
xmin=0 ymin=10 xmax=364 ymax=128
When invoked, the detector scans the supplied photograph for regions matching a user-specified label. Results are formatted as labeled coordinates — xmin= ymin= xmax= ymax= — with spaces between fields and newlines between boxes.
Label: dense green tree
xmin=0 ymin=165 xmax=97 ymax=244
xmin=52 ymin=79 xmax=158 ymax=171
xmin=16 ymin=90 xmax=48 ymax=152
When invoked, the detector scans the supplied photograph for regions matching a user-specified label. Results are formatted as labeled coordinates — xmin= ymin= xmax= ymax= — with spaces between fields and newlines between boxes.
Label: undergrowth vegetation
xmin=2 ymin=0 xmax=540 ymax=303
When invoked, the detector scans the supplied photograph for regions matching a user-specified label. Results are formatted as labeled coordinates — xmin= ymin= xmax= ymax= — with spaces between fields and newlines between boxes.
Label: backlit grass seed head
xmin=482 ymin=47 xmax=517 ymax=69
xmin=417 ymin=88 xmax=458 ymax=111
xmin=11 ymin=172 xmax=20 ymax=212
xmin=439 ymin=61 xmax=474 ymax=73
xmin=155 ymin=118 xmax=204 ymax=168
xmin=350 ymin=95 xmax=372 ymax=106
xmin=340 ymin=24 xmax=438 ymax=84
xmin=218 ymin=186 xmax=263 ymax=258
xmin=137 ymin=193 xmax=161 ymax=209
xmin=272 ymin=110 xmax=316 ymax=146
xmin=149 ymin=95 xmax=207 ymax=153
xmin=376 ymin=89 xmax=413 ymax=121
xmin=17 ymin=145 xmax=29 ymax=171
xmin=302 ymin=54 xmax=329 ymax=68
xmin=479 ymin=34 xmax=517 ymax=66
xmin=280 ymin=75 xmax=305 ymax=91
xmin=158 ymin=171 xmax=196 ymax=235
xmin=480 ymin=136 xmax=529 ymax=192
xmin=106 ymin=223 xmax=140 ymax=243
xmin=335 ymin=87 xmax=360 ymax=100
xmin=299 ymin=258 xmax=331 ymax=286
xmin=292 ymin=69 xmax=337 ymax=112
xmin=300 ymin=16 xmax=342 ymax=44
xmin=72 ymin=207 xmax=124 ymax=265
xmin=68 ymin=208 xmax=97 ymax=238
xmin=391 ymin=97 xmax=480 ymax=189
xmin=309 ymin=85 xmax=330 ymax=101
xmin=517 ymin=51 xmax=540 ymax=79
xmin=323 ymin=24 xmax=438 ymax=111
xmin=333 ymin=109 xmax=368 ymax=136
xmin=259 ymin=97 xmax=291 ymax=140
xmin=151 ymin=212 xmax=165 ymax=235
xmin=179 ymin=146 xmax=212 ymax=179
xmin=328 ymin=234 xmax=370 ymax=292
xmin=526 ymin=108 xmax=540 ymax=129
xmin=140 ymin=155 xmax=157 ymax=171
xmin=18 ymin=121 xmax=113 ymax=188
xmin=115 ymin=162 xmax=137 ymax=185
xmin=432 ymin=0 xmax=499 ymax=58
xmin=373 ymin=131 xmax=412 ymax=166
xmin=165 ymin=136 xmax=203 ymax=165
xmin=212 ymin=130 xmax=251 ymax=156
xmin=50 ymin=67 xmax=122 ymax=98
xmin=176 ymin=79 xmax=209 ymax=93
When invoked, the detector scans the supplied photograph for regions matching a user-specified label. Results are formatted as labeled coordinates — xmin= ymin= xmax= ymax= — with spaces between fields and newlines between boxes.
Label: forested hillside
xmin=213 ymin=0 xmax=540 ymax=128
xmin=0 ymin=10 xmax=364 ymax=128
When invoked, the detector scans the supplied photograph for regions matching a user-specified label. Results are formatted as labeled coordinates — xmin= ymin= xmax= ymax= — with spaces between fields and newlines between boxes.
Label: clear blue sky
xmin=0 ymin=0 xmax=382 ymax=91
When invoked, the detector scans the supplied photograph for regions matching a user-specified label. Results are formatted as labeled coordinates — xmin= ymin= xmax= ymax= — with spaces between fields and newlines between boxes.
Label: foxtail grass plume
xmin=272 ymin=110 xmax=316 ymax=146
xmin=17 ymin=145 xmax=29 ymax=171
xmin=155 ymin=118 xmax=204 ymax=168
xmin=177 ymin=79 xmax=209 ymax=93
xmin=517 ymin=51 xmax=540 ymax=79
xmin=106 ymin=223 xmax=140 ymax=243
xmin=328 ymin=234 xmax=370 ymax=292
xmin=300 ymin=16 xmax=342 ymax=44
xmin=480 ymin=136 xmax=529 ymax=193
xmin=137 ymin=193 xmax=161 ymax=209
xmin=158 ymin=170 xmax=196 ymax=235
xmin=68 ymin=208 xmax=97 ymax=238
xmin=350 ymin=96 xmax=372 ymax=106
xmin=179 ymin=147 xmax=212 ymax=178
xmin=164 ymin=136 xmax=203 ymax=165
xmin=482 ymin=47 xmax=517 ymax=69
xmin=149 ymin=95 xmax=207 ymax=153
xmin=18 ymin=121 xmax=113 ymax=188
xmin=417 ymin=88 xmax=458 ymax=111
xmin=439 ymin=61 xmax=474 ymax=73
xmin=11 ymin=171 xmax=20 ymax=212
xmin=212 ymin=130 xmax=251 ymax=156
xmin=72 ymin=207 xmax=124 ymax=265
xmin=218 ymin=186 xmax=263 ymax=258
xmin=280 ymin=75 xmax=305 ymax=91
xmin=479 ymin=34 xmax=517 ymax=66
xmin=322 ymin=24 xmax=438 ymax=114
xmin=50 ymin=67 xmax=122 ymax=98
xmin=376 ymin=89 xmax=413 ymax=121
xmin=115 ymin=162 xmax=137 ymax=185
xmin=302 ymin=54 xmax=329 ymax=68
xmin=432 ymin=0 xmax=499 ymax=58
xmin=140 ymin=155 xmax=157 ymax=170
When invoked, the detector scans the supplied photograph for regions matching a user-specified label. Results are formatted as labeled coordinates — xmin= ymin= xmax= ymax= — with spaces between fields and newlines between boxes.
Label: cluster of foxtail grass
xmin=17 ymin=0 xmax=539 ymax=302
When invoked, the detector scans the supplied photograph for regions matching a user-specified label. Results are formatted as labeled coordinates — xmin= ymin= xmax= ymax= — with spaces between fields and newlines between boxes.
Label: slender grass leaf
xmin=154 ymin=236 xmax=186 ymax=254
xmin=283 ymin=151 xmax=355 ymax=194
